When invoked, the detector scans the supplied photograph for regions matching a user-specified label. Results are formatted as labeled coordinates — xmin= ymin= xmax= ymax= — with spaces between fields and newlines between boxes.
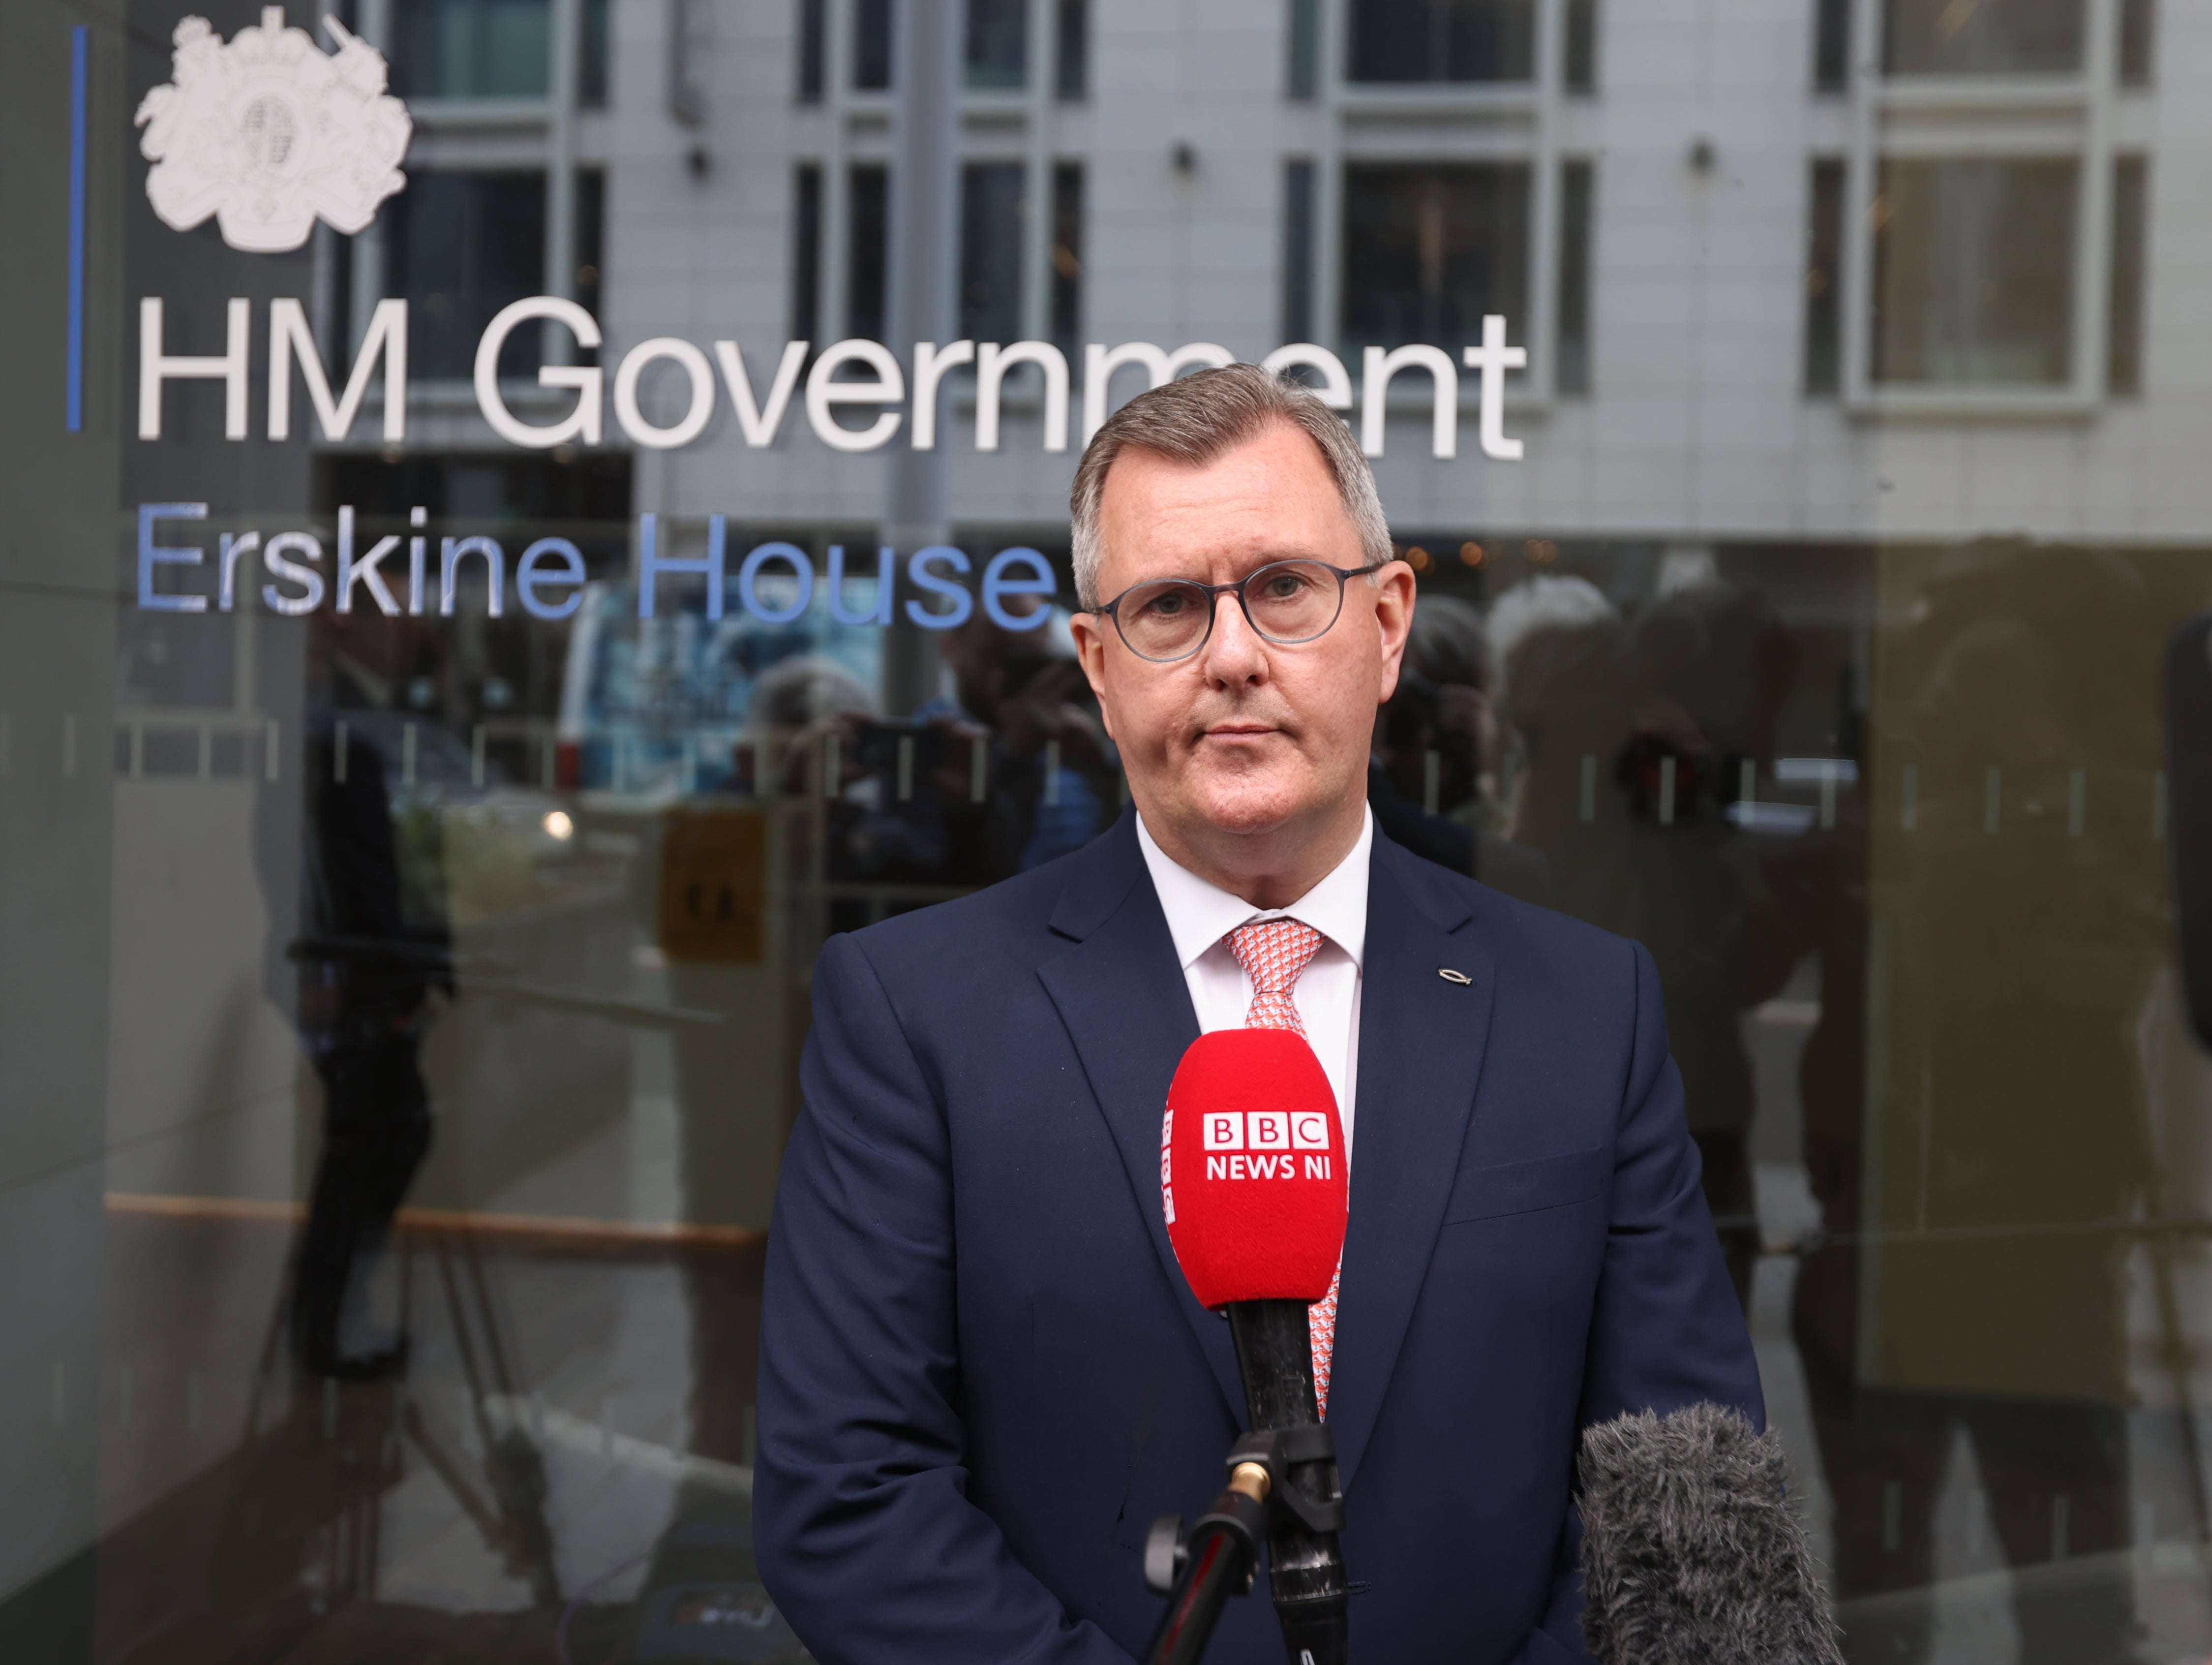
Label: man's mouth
xmin=1201 ymin=723 xmax=1279 ymax=741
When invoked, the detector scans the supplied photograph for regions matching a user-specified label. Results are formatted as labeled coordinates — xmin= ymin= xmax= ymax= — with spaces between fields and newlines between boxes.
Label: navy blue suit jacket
xmin=756 ymin=812 xmax=1761 ymax=1664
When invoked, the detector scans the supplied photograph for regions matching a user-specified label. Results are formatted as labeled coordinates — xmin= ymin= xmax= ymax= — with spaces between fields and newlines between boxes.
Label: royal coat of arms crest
xmin=135 ymin=7 xmax=412 ymax=253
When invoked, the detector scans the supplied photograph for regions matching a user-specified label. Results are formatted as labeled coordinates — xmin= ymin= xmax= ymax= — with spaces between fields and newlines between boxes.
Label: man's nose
xmin=1200 ymin=588 xmax=1270 ymax=685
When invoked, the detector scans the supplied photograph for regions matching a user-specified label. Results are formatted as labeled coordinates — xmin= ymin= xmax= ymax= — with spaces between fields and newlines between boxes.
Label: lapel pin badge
xmin=1438 ymin=967 xmax=1473 ymax=986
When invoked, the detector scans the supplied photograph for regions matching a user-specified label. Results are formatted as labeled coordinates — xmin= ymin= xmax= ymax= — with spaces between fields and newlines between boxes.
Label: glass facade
xmin=3 ymin=0 xmax=2211 ymax=1660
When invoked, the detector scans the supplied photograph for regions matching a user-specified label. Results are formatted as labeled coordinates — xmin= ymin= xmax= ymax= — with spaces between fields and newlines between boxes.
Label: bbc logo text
xmin=1202 ymin=1112 xmax=1330 ymax=1153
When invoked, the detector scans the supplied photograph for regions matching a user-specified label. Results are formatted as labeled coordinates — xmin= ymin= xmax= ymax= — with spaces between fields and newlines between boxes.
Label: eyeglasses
xmin=1090 ymin=558 xmax=1391 ymax=663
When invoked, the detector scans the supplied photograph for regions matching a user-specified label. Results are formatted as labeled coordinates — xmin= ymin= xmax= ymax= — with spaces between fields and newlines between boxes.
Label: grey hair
xmin=1068 ymin=363 xmax=1393 ymax=609
xmin=750 ymin=654 xmax=876 ymax=729
xmin=1485 ymin=574 xmax=1616 ymax=688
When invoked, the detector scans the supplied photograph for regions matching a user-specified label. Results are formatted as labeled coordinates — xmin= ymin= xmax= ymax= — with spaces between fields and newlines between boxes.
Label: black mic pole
xmin=1141 ymin=1466 xmax=1272 ymax=1665
xmin=1139 ymin=1301 xmax=1350 ymax=1665
xmin=1226 ymin=1299 xmax=1349 ymax=1665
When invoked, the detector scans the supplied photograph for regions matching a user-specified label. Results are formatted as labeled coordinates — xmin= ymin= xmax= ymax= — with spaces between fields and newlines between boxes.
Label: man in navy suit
xmin=756 ymin=365 xmax=1762 ymax=1663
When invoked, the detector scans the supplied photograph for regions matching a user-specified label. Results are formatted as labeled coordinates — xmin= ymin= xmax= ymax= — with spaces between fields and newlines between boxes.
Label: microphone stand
xmin=1139 ymin=1460 xmax=1271 ymax=1665
xmin=1141 ymin=1303 xmax=1350 ymax=1665
xmin=1228 ymin=1300 xmax=1350 ymax=1664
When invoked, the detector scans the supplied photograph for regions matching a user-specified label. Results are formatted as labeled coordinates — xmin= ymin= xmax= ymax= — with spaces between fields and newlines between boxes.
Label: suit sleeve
xmin=755 ymin=933 xmax=1137 ymax=1665
xmin=1510 ymin=937 xmax=1768 ymax=1665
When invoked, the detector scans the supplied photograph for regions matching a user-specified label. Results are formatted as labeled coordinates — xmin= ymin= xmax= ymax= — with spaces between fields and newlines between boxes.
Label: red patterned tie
xmin=1225 ymin=918 xmax=1343 ymax=1419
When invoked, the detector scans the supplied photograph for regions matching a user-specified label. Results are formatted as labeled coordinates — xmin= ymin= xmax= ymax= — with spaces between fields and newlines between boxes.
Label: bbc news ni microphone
xmin=1145 ymin=1029 xmax=1843 ymax=1665
xmin=1149 ymin=1027 xmax=1351 ymax=1665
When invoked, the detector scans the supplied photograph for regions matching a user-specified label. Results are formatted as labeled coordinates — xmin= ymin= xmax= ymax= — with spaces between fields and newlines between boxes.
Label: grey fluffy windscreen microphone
xmin=1576 ymin=1402 xmax=1845 ymax=1665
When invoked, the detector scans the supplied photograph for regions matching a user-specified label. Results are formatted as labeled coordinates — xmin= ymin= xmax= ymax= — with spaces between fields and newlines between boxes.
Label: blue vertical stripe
xmin=66 ymin=24 xmax=88 ymax=433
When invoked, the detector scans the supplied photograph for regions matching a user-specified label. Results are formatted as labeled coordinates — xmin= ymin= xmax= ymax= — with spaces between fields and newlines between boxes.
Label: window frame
xmin=799 ymin=0 xmax=1076 ymax=352
xmin=1834 ymin=0 xmax=2135 ymax=416
xmin=348 ymin=0 xmax=604 ymax=395
xmin=1307 ymin=0 xmax=1580 ymax=406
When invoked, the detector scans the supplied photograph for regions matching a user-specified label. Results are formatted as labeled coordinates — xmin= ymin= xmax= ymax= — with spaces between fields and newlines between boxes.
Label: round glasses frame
xmin=1089 ymin=558 xmax=1393 ymax=663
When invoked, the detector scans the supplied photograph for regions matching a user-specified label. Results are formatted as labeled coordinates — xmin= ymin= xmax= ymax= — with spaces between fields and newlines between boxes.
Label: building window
xmin=1348 ymin=0 xmax=1535 ymax=84
xmin=798 ymin=0 xmax=827 ymax=101
xmin=1805 ymin=158 xmax=1844 ymax=394
xmin=1558 ymin=159 xmax=1592 ymax=393
xmin=855 ymin=0 xmax=892 ymax=90
xmin=961 ymin=162 xmax=1027 ymax=343
xmin=389 ymin=0 xmax=606 ymax=101
xmin=384 ymin=171 xmax=547 ymax=379
xmin=792 ymin=163 xmax=823 ymax=342
xmin=1340 ymin=162 xmax=1529 ymax=355
xmin=391 ymin=0 xmax=550 ymax=98
xmin=1565 ymin=0 xmax=1597 ymax=92
xmin=1882 ymin=0 xmax=2083 ymax=76
xmin=1283 ymin=159 xmax=1316 ymax=342
xmin=1814 ymin=0 xmax=1849 ymax=90
xmin=848 ymin=163 xmax=889 ymax=341
xmin=2109 ymin=155 xmax=2148 ymax=394
xmin=1051 ymin=163 xmax=1085 ymax=360
xmin=2120 ymin=0 xmax=2153 ymax=84
xmin=1289 ymin=0 xmax=1320 ymax=98
xmin=576 ymin=167 xmax=605 ymax=322
xmin=581 ymin=0 xmax=609 ymax=104
xmin=968 ymin=0 xmax=1027 ymax=88
xmin=1057 ymin=0 xmax=1089 ymax=96
xmin=1870 ymin=157 xmax=2077 ymax=386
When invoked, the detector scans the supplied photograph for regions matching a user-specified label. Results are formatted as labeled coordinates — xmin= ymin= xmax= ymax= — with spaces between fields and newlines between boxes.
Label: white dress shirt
xmin=1135 ymin=808 xmax=1371 ymax=1154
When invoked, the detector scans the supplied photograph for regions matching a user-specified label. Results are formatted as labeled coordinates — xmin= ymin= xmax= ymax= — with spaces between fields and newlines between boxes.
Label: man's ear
xmin=1373 ymin=561 xmax=1417 ymax=702
xmin=1068 ymin=611 xmax=1118 ymax=741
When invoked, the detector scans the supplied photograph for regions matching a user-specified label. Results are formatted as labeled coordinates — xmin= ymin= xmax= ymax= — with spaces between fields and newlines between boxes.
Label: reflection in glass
xmin=848 ymin=164 xmax=889 ymax=343
xmin=287 ymin=708 xmax=438 ymax=1381
xmin=382 ymin=171 xmax=548 ymax=380
xmin=1871 ymin=158 xmax=2077 ymax=386
xmin=1283 ymin=159 xmax=1317 ymax=344
xmin=1558 ymin=161 xmax=1593 ymax=394
xmin=1051 ymin=163 xmax=1085 ymax=361
xmin=966 ymin=0 xmax=1028 ymax=88
xmin=1348 ymin=0 xmax=1535 ymax=83
xmin=1565 ymin=0 xmax=1597 ymax=92
xmin=1815 ymin=0 xmax=1850 ymax=89
xmin=1289 ymin=0 xmax=1320 ymax=97
xmin=1341 ymin=163 xmax=1529 ymax=356
xmin=792 ymin=162 xmax=824 ymax=343
xmin=798 ymin=0 xmax=827 ymax=101
xmin=1883 ymin=0 xmax=2084 ymax=76
xmin=2121 ymin=0 xmax=2154 ymax=84
xmin=34 ymin=0 xmax=2212 ymax=1655
xmin=1057 ymin=0 xmax=1089 ymax=97
xmin=1369 ymin=590 xmax=1553 ymax=903
xmin=576 ymin=166 xmax=605 ymax=322
xmin=961 ymin=163 xmax=1027 ymax=346
xmin=581 ymin=0 xmax=609 ymax=104
xmin=2109 ymin=155 xmax=2148 ymax=395
xmin=1805 ymin=158 xmax=1844 ymax=394
xmin=918 ymin=606 xmax=1117 ymax=881
xmin=1800 ymin=545 xmax=2180 ymax=1663
xmin=390 ymin=0 xmax=551 ymax=98
xmin=854 ymin=0 xmax=892 ymax=90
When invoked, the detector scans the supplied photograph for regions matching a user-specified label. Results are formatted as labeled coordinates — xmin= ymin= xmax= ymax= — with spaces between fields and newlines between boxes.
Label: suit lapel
xmin=1035 ymin=816 xmax=1244 ymax=1417
xmin=1329 ymin=839 xmax=1497 ymax=1491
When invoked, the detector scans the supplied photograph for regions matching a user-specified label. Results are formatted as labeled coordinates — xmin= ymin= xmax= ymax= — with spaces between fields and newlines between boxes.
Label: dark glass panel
xmin=383 ymin=171 xmax=547 ymax=380
xmin=847 ymin=163 xmax=889 ymax=342
xmin=1348 ymin=0 xmax=1535 ymax=83
xmin=961 ymin=161 xmax=1027 ymax=345
xmin=1870 ymin=158 xmax=2077 ymax=386
xmin=1340 ymin=162 xmax=1530 ymax=355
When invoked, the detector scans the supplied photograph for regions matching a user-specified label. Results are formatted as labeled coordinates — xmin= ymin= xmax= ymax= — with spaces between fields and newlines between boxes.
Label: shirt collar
xmin=1135 ymin=806 xmax=1372 ymax=972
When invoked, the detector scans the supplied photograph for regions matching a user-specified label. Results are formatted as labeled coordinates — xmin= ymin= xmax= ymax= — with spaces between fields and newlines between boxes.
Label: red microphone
xmin=1156 ymin=1028 xmax=1350 ymax=1665
xmin=1162 ymin=1027 xmax=1348 ymax=1307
